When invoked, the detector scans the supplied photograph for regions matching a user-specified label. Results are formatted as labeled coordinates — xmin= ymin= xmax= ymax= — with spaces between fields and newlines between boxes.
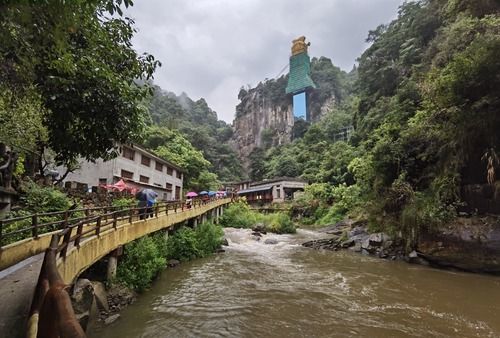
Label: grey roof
xmin=237 ymin=185 xmax=273 ymax=194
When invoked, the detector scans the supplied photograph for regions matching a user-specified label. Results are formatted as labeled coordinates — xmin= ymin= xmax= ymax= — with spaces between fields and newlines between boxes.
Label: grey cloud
xmin=127 ymin=0 xmax=403 ymax=122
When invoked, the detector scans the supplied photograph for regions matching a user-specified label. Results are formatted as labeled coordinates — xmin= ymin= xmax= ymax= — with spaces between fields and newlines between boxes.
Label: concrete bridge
xmin=0 ymin=198 xmax=231 ymax=338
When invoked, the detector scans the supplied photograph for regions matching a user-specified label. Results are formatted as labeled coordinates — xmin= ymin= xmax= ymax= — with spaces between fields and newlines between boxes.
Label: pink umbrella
xmin=186 ymin=192 xmax=198 ymax=197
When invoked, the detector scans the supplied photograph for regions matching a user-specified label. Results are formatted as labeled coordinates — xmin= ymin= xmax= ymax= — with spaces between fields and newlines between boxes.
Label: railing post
xmin=0 ymin=220 xmax=3 ymax=246
xmin=113 ymin=212 xmax=117 ymax=229
xmin=166 ymin=204 xmax=169 ymax=215
xmin=155 ymin=205 xmax=159 ymax=218
xmin=75 ymin=221 xmax=84 ymax=248
xmin=96 ymin=216 xmax=101 ymax=236
xmin=61 ymin=211 xmax=68 ymax=230
xmin=129 ymin=208 xmax=133 ymax=223
xmin=32 ymin=214 xmax=38 ymax=239
xmin=60 ymin=228 xmax=72 ymax=258
xmin=174 ymin=203 xmax=177 ymax=213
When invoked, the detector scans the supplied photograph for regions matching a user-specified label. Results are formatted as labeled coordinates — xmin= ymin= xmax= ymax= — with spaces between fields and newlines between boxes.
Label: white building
xmin=58 ymin=144 xmax=184 ymax=200
xmin=236 ymin=177 xmax=307 ymax=204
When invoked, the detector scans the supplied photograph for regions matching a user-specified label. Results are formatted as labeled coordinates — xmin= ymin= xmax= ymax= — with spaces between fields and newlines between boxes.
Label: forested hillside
xmin=258 ymin=0 xmax=500 ymax=243
xmin=143 ymin=86 xmax=244 ymax=188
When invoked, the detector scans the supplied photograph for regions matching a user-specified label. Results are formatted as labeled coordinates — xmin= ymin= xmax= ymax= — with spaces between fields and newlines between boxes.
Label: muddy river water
xmin=90 ymin=228 xmax=500 ymax=338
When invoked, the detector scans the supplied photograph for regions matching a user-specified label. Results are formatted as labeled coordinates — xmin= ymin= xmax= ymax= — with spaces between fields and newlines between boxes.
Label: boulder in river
xmin=264 ymin=238 xmax=278 ymax=245
xmin=168 ymin=259 xmax=180 ymax=268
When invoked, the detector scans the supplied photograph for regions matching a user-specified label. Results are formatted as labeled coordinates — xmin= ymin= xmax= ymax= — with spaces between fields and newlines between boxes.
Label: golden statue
xmin=291 ymin=36 xmax=310 ymax=56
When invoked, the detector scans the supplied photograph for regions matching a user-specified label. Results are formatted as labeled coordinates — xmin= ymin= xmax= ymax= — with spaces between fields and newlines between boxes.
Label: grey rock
xmin=340 ymin=239 xmax=355 ymax=248
xmin=264 ymin=238 xmax=278 ymax=245
xmin=221 ymin=238 xmax=229 ymax=246
xmin=104 ymin=314 xmax=120 ymax=325
xmin=71 ymin=279 xmax=94 ymax=315
xmin=251 ymin=232 xmax=262 ymax=237
xmin=168 ymin=259 xmax=180 ymax=268
xmin=348 ymin=242 xmax=362 ymax=252
xmin=368 ymin=233 xmax=388 ymax=247
xmin=92 ymin=281 xmax=109 ymax=313
xmin=349 ymin=226 xmax=366 ymax=237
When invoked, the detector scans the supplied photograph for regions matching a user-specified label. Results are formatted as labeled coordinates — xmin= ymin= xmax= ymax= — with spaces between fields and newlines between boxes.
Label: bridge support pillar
xmin=107 ymin=247 xmax=122 ymax=281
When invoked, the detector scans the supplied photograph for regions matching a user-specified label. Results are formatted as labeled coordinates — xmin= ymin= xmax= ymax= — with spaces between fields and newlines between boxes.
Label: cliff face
xmin=231 ymin=57 xmax=349 ymax=173
xmin=232 ymin=78 xmax=293 ymax=171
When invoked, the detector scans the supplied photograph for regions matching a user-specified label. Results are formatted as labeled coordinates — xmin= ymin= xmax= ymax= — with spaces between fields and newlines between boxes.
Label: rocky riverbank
xmin=303 ymin=216 xmax=500 ymax=274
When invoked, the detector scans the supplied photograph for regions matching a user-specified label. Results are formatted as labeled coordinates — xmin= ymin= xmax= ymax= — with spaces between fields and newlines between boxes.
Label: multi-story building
xmin=58 ymin=144 xmax=184 ymax=200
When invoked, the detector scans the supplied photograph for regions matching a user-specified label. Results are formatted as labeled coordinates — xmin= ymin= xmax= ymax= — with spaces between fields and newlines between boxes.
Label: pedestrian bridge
xmin=0 ymin=198 xmax=231 ymax=338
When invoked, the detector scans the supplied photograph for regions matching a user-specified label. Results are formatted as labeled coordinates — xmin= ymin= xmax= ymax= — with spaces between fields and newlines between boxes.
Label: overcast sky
xmin=126 ymin=0 xmax=403 ymax=123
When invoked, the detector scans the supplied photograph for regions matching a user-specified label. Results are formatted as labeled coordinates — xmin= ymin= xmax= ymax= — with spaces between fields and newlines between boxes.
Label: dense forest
xmin=142 ymin=86 xmax=243 ymax=189
xmin=251 ymin=0 xmax=500 ymax=243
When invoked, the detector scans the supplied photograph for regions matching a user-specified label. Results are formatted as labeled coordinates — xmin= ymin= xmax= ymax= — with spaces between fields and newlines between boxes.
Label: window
xmin=276 ymin=188 xmax=281 ymax=199
xmin=99 ymin=178 xmax=107 ymax=185
xmin=139 ymin=175 xmax=149 ymax=183
xmin=121 ymin=170 xmax=133 ymax=180
xmin=141 ymin=155 xmax=151 ymax=167
xmin=122 ymin=147 xmax=135 ymax=161
xmin=155 ymin=161 xmax=163 ymax=172
xmin=166 ymin=183 xmax=173 ymax=191
xmin=176 ymin=170 xmax=182 ymax=179
xmin=175 ymin=186 xmax=181 ymax=200
xmin=166 ymin=166 xmax=173 ymax=176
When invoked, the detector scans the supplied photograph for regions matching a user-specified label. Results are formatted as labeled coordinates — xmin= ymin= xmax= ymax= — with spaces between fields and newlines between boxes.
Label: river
xmin=90 ymin=228 xmax=500 ymax=338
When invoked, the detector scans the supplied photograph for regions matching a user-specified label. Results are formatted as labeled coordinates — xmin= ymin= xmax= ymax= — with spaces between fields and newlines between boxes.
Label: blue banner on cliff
xmin=293 ymin=92 xmax=306 ymax=119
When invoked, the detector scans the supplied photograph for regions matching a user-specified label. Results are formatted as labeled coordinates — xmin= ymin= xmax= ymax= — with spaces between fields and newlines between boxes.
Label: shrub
xmin=112 ymin=197 xmax=135 ymax=209
xmin=194 ymin=221 xmax=224 ymax=257
xmin=166 ymin=227 xmax=201 ymax=261
xmin=116 ymin=234 xmax=167 ymax=292
xmin=261 ymin=212 xmax=296 ymax=234
xmin=219 ymin=200 xmax=258 ymax=228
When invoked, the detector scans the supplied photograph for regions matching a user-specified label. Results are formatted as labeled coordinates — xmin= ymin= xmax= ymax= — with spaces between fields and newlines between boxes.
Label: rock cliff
xmin=231 ymin=77 xmax=293 ymax=171
xmin=231 ymin=57 xmax=349 ymax=173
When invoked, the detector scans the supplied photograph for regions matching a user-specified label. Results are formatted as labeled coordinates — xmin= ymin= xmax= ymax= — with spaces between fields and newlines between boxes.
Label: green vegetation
xmin=219 ymin=200 xmax=296 ymax=234
xmin=2 ymin=181 xmax=78 ymax=245
xmin=0 ymin=0 xmax=159 ymax=172
xmin=144 ymin=87 xmax=244 ymax=185
xmin=116 ymin=221 xmax=224 ymax=291
xmin=251 ymin=1 xmax=500 ymax=245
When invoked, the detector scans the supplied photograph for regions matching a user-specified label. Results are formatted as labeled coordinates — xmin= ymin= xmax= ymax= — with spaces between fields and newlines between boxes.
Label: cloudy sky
xmin=126 ymin=0 xmax=403 ymax=123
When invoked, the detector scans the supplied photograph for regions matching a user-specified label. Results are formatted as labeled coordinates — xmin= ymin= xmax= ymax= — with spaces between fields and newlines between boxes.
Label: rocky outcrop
xmin=232 ymin=79 xmax=293 ymax=171
xmin=304 ymin=216 xmax=500 ymax=274
xmin=418 ymin=216 xmax=500 ymax=273
xmin=303 ymin=222 xmax=405 ymax=260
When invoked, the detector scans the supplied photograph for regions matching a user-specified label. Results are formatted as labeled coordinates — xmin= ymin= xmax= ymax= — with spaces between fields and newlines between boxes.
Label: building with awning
xmin=237 ymin=177 xmax=307 ymax=204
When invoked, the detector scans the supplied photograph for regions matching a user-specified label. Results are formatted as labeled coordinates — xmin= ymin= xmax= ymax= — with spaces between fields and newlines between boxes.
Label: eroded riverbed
xmin=90 ymin=228 xmax=500 ymax=338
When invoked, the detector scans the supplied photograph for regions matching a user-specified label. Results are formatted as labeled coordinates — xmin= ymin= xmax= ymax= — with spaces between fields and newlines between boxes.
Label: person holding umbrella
xmin=136 ymin=189 xmax=158 ymax=219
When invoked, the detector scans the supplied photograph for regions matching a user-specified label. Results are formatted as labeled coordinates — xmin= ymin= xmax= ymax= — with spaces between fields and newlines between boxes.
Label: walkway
xmin=0 ymin=198 xmax=231 ymax=338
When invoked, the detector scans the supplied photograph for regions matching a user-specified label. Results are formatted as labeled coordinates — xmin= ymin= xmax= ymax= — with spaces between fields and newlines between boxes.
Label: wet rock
xmin=168 ymin=259 xmax=180 ymax=268
xmin=349 ymin=226 xmax=366 ymax=237
xmin=71 ymin=279 xmax=94 ymax=330
xmin=302 ymin=237 xmax=340 ymax=250
xmin=340 ymin=239 xmax=355 ymax=248
xmin=92 ymin=281 xmax=109 ymax=313
xmin=251 ymin=232 xmax=262 ymax=237
xmin=264 ymin=238 xmax=278 ymax=245
xmin=104 ymin=314 xmax=120 ymax=325
xmin=221 ymin=238 xmax=229 ymax=246
xmin=252 ymin=224 xmax=267 ymax=234
xmin=368 ymin=233 xmax=389 ymax=247
xmin=216 ymin=248 xmax=225 ymax=253
xmin=348 ymin=242 xmax=362 ymax=253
